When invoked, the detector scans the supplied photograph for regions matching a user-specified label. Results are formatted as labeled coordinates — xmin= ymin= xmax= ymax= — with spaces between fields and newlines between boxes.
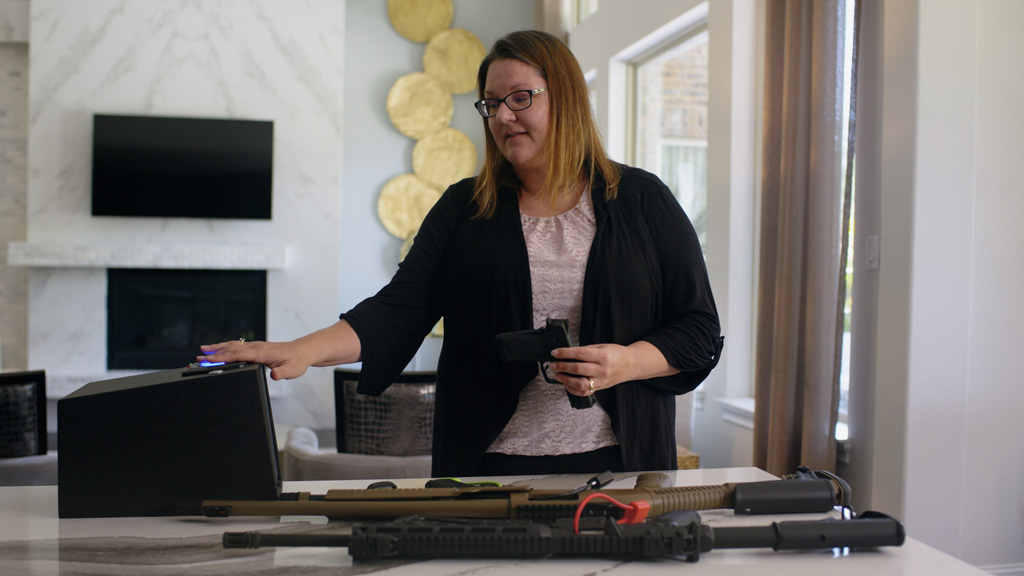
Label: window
xmin=624 ymin=4 xmax=855 ymax=445
xmin=631 ymin=28 xmax=709 ymax=253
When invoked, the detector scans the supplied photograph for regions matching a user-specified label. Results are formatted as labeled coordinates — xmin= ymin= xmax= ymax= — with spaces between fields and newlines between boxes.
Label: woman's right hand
xmin=198 ymin=320 xmax=362 ymax=381
xmin=198 ymin=339 xmax=312 ymax=381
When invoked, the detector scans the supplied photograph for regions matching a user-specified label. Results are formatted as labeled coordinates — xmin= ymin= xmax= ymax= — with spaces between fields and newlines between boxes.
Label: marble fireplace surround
xmin=16 ymin=0 xmax=348 ymax=432
xmin=8 ymin=241 xmax=288 ymax=399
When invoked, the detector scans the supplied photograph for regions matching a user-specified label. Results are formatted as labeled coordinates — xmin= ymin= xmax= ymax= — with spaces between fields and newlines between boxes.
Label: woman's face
xmin=483 ymin=58 xmax=551 ymax=178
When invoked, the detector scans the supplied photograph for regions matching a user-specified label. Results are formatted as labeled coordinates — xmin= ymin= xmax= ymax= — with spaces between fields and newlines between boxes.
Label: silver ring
xmin=587 ymin=377 xmax=594 ymax=392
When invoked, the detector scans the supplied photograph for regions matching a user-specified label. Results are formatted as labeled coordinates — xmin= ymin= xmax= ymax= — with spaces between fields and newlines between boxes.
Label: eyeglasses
xmin=474 ymin=88 xmax=547 ymax=118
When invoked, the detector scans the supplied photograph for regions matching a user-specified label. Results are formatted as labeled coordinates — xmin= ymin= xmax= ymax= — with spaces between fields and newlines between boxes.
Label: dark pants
xmin=476 ymin=445 xmax=624 ymax=476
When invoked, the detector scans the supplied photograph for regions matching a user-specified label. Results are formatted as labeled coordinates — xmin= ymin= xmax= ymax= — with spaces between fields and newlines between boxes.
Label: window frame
xmin=626 ymin=23 xmax=710 ymax=169
xmin=626 ymin=25 xmax=711 ymax=256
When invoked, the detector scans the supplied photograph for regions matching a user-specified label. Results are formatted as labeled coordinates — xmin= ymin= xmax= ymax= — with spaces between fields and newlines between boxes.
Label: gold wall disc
xmin=388 ymin=0 xmax=453 ymax=43
xmin=430 ymin=319 xmax=445 ymax=338
xmin=378 ymin=173 xmax=442 ymax=240
xmin=386 ymin=72 xmax=453 ymax=139
xmin=412 ymin=128 xmax=478 ymax=190
xmin=423 ymin=28 xmax=487 ymax=94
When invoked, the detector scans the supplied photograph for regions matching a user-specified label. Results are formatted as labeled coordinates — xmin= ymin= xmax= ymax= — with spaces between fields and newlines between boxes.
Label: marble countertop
xmin=0 ymin=468 xmax=989 ymax=576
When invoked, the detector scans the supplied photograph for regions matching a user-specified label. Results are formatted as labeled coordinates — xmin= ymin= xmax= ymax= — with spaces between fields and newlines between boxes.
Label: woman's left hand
xmin=548 ymin=344 xmax=629 ymax=396
xmin=548 ymin=340 xmax=678 ymax=397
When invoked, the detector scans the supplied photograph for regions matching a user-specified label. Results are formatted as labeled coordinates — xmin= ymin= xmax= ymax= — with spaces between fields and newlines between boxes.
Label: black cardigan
xmin=342 ymin=165 xmax=723 ymax=476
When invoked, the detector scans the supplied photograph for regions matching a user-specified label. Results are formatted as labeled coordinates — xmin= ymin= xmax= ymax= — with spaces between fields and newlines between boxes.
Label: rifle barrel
xmin=203 ymin=498 xmax=511 ymax=519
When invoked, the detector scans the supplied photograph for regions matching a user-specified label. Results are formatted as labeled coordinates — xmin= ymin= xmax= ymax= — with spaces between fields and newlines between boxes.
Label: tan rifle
xmin=199 ymin=467 xmax=850 ymax=521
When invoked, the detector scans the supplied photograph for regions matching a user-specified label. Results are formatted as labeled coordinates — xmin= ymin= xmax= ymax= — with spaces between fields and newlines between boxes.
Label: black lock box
xmin=57 ymin=362 xmax=281 ymax=518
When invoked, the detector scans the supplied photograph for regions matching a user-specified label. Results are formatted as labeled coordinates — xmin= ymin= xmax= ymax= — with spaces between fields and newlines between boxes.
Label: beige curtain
xmin=754 ymin=0 xmax=858 ymax=476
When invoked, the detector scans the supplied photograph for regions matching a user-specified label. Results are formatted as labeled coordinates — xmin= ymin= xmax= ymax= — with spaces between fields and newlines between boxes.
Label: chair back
xmin=0 ymin=370 xmax=47 ymax=458
xmin=333 ymin=369 xmax=435 ymax=456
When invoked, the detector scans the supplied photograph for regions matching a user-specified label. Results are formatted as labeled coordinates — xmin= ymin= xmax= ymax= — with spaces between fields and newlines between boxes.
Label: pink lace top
xmin=487 ymin=192 xmax=619 ymax=456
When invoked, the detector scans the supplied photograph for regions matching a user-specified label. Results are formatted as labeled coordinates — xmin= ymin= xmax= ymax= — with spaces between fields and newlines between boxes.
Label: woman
xmin=201 ymin=30 xmax=723 ymax=477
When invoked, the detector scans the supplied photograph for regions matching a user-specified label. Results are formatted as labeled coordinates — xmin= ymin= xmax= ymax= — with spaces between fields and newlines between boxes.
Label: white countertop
xmin=0 ymin=467 xmax=988 ymax=575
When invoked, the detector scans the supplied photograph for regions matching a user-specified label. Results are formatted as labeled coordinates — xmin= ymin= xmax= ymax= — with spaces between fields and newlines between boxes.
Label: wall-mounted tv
xmin=91 ymin=114 xmax=273 ymax=220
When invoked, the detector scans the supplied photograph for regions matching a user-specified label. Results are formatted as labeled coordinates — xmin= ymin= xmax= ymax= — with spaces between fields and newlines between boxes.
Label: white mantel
xmin=8 ymin=242 xmax=287 ymax=270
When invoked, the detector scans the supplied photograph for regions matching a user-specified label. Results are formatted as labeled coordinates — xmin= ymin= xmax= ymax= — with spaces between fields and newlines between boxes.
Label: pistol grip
xmin=540 ymin=362 xmax=596 ymax=410
xmin=566 ymin=392 xmax=596 ymax=410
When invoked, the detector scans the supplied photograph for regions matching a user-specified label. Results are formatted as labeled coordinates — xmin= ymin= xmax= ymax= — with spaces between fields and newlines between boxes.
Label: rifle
xmin=199 ymin=466 xmax=850 ymax=521
xmin=222 ymin=509 xmax=905 ymax=562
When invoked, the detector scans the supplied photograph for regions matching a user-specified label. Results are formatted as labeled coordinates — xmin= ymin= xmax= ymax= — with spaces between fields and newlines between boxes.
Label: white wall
xmin=906 ymin=0 xmax=1024 ymax=567
xmin=849 ymin=0 xmax=1024 ymax=570
xmin=960 ymin=2 xmax=1024 ymax=565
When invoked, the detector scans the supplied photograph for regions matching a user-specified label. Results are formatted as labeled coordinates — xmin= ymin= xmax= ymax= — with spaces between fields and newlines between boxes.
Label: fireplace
xmin=106 ymin=269 xmax=267 ymax=370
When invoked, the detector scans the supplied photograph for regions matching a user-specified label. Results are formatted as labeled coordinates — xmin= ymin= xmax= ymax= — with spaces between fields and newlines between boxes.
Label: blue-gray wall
xmin=339 ymin=2 xmax=534 ymax=369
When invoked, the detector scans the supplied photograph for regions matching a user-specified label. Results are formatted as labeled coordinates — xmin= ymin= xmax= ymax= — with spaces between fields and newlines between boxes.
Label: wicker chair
xmin=0 ymin=370 xmax=56 ymax=486
xmin=280 ymin=369 xmax=435 ymax=481
xmin=333 ymin=369 xmax=435 ymax=457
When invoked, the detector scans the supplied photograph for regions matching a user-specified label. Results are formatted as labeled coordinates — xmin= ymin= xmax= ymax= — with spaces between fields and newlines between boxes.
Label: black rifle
xmin=496 ymin=318 xmax=595 ymax=409
xmin=223 ymin=509 xmax=905 ymax=562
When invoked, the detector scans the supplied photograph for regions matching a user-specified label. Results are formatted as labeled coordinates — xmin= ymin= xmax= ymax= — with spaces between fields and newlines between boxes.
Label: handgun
xmin=496 ymin=318 xmax=595 ymax=409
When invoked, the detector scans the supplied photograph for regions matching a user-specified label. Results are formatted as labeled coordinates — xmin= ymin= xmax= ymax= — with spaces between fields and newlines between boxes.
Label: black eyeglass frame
xmin=474 ymin=88 xmax=548 ymax=118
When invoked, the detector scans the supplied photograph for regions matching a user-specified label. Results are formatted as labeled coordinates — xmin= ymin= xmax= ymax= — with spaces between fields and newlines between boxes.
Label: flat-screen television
xmin=91 ymin=114 xmax=273 ymax=219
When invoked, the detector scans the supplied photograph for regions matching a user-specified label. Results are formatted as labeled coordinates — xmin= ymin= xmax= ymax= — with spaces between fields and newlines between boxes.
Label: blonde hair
xmin=473 ymin=30 xmax=619 ymax=218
